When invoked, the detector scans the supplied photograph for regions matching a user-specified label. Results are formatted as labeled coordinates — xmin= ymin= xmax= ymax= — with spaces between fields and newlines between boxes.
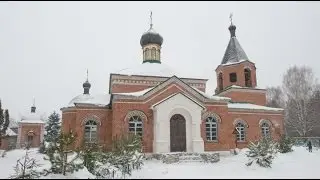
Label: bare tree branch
xmin=281 ymin=65 xmax=320 ymax=137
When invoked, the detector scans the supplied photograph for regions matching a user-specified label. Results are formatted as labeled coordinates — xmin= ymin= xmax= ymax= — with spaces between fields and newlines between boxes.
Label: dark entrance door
xmin=170 ymin=114 xmax=186 ymax=152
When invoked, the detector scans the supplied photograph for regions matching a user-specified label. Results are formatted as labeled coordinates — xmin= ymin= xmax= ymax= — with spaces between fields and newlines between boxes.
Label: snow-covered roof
xmin=228 ymin=103 xmax=283 ymax=111
xmin=226 ymin=85 xmax=265 ymax=90
xmin=115 ymin=62 xmax=207 ymax=80
xmin=20 ymin=112 xmax=45 ymax=124
xmin=113 ymin=87 xmax=154 ymax=97
xmin=192 ymin=87 xmax=231 ymax=101
xmin=67 ymin=94 xmax=111 ymax=107
xmin=8 ymin=118 xmax=18 ymax=128
xmin=220 ymin=24 xmax=249 ymax=65
xmin=6 ymin=128 xmax=17 ymax=136
xmin=116 ymin=62 xmax=178 ymax=78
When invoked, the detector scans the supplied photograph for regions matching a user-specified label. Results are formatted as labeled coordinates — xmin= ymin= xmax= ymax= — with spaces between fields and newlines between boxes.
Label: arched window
xmin=261 ymin=122 xmax=270 ymax=137
xmin=129 ymin=115 xmax=143 ymax=137
xmin=218 ymin=72 xmax=223 ymax=91
xmin=146 ymin=48 xmax=151 ymax=60
xmin=84 ymin=120 xmax=98 ymax=143
xmin=143 ymin=50 xmax=147 ymax=60
xmin=206 ymin=117 xmax=218 ymax=141
xmin=236 ymin=122 xmax=246 ymax=142
xmin=151 ymin=47 xmax=156 ymax=60
xmin=156 ymin=49 xmax=160 ymax=60
xmin=244 ymin=68 xmax=252 ymax=87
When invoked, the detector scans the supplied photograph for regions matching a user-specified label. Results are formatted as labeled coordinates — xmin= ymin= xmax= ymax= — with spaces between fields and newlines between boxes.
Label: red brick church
xmin=61 ymin=16 xmax=284 ymax=153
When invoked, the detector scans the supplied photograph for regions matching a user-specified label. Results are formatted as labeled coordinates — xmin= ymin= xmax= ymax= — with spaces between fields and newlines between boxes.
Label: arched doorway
xmin=170 ymin=114 xmax=186 ymax=152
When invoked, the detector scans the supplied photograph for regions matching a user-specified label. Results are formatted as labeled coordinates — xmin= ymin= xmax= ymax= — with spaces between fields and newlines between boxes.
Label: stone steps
xmin=179 ymin=155 xmax=203 ymax=161
xmin=149 ymin=152 xmax=220 ymax=164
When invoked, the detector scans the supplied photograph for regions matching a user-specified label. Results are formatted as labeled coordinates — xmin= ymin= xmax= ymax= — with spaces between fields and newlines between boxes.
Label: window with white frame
xmin=236 ymin=122 xmax=245 ymax=142
xmin=84 ymin=120 xmax=98 ymax=143
xmin=206 ymin=116 xmax=218 ymax=141
xmin=129 ymin=115 xmax=143 ymax=137
xmin=261 ymin=122 xmax=270 ymax=137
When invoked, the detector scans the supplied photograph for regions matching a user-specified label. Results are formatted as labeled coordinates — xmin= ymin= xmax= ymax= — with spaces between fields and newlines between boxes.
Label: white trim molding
xmin=233 ymin=118 xmax=249 ymax=128
xmin=124 ymin=110 xmax=148 ymax=122
xmin=81 ymin=114 xmax=102 ymax=126
xmin=201 ymin=112 xmax=222 ymax=123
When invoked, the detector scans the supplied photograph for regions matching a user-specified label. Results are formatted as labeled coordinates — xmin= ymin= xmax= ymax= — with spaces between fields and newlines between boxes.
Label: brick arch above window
xmin=81 ymin=114 xmax=101 ymax=126
xmin=124 ymin=110 xmax=147 ymax=122
xmin=244 ymin=66 xmax=253 ymax=70
xmin=202 ymin=112 xmax=222 ymax=123
xmin=233 ymin=119 xmax=249 ymax=128
xmin=259 ymin=119 xmax=272 ymax=127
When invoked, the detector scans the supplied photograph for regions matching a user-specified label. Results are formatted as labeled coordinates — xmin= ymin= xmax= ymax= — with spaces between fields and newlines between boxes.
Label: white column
xmin=191 ymin=113 xmax=204 ymax=152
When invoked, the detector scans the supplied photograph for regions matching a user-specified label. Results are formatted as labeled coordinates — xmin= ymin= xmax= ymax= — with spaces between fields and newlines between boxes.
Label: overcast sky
xmin=0 ymin=1 xmax=319 ymax=120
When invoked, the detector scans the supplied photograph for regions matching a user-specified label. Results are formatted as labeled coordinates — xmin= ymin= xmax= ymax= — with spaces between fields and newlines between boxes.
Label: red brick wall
xmin=111 ymin=84 xmax=154 ymax=94
xmin=19 ymin=124 xmax=42 ymax=148
xmin=62 ymin=80 xmax=284 ymax=153
xmin=110 ymin=74 xmax=207 ymax=94
xmin=0 ymin=137 xmax=9 ymax=150
xmin=201 ymin=110 xmax=283 ymax=151
xmin=216 ymin=61 xmax=257 ymax=91
xmin=111 ymin=83 xmax=210 ymax=153
xmin=222 ymin=90 xmax=267 ymax=106
xmin=62 ymin=108 xmax=112 ymax=150
xmin=112 ymin=103 xmax=154 ymax=152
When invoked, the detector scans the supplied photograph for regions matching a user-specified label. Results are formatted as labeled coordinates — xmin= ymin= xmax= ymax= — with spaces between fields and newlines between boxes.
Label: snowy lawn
xmin=0 ymin=148 xmax=94 ymax=179
xmin=0 ymin=146 xmax=319 ymax=179
xmin=131 ymin=146 xmax=320 ymax=179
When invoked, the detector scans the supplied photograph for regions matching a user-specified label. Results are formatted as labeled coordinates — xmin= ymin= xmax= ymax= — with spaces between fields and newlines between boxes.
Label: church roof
xmin=116 ymin=61 xmax=177 ymax=78
xmin=8 ymin=118 xmax=18 ymax=128
xmin=151 ymin=92 xmax=206 ymax=109
xmin=20 ymin=112 xmax=45 ymax=124
xmin=140 ymin=27 xmax=163 ymax=47
xmin=112 ymin=75 xmax=230 ymax=103
xmin=220 ymin=24 xmax=249 ymax=65
xmin=6 ymin=128 xmax=17 ymax=136
xmin=67 ymin=94 xmax=111 ymax=108
xmin=228 ymin=102 xmax=284 ymax=112
xmin=113 ymin=87 xmax=154 ymax=97
xmin=115 ymin=61 xmax=207 ymax=80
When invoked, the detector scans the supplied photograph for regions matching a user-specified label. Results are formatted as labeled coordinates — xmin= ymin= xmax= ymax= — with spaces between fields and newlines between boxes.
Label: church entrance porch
xmin=170 ymin=114 xmax=186 ymax=152
xmin=152 ymin=93 xmax=205 ymax=153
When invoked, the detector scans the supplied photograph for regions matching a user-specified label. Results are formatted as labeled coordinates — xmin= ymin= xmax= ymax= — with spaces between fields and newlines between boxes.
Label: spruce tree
xmin=0 ymin=100 xmax=10 ymax=146
xmin=44 ymin=111 xmax=61 ymax=146
xmin=10 ymin=149 xmax=41 ymax=179
xmin=277 ymin=135 xmax=295 ymax=153
xmin=46 ymin=130 xmax=83 ymax=176
xmin=246 ymin=137 xmax=278 ymax=168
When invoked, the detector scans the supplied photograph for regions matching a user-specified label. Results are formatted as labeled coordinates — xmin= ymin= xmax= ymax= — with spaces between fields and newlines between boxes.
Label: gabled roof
xmin=151 ymin=92 xmax=206 ymax=110
xmin=112 ymin=75 xmax=230 ymax=103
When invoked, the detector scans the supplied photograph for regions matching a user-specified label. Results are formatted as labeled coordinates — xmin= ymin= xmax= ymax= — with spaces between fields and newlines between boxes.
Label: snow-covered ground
xmin=0 ymin=146 xmax=319 ymax=179
xmin=0 ymin=148 xmax=94 ymax=179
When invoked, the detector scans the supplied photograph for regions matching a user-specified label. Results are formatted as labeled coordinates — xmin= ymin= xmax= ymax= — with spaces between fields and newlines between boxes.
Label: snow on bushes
xmin=9 ymin=149 xmax=41 ymax=179
xmin=90 ymin=134 xmax=144 ymax=179
xmin=246 ymin=137 xmax=278 ymax=168
xmin=277 ymin=135 xmax=295 ymax=153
